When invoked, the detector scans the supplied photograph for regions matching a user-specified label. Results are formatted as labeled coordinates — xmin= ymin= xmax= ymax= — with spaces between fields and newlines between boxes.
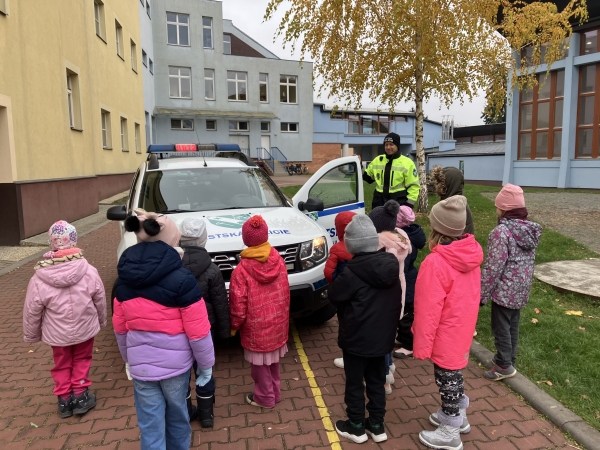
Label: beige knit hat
xmin=429 ymin=196 xmax=467 ymax=237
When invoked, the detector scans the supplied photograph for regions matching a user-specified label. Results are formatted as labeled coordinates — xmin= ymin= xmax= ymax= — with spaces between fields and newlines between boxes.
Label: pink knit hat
xmin=48 ymin=220 xmax=77 ymax=251
xmin=242 ymin=215 xmax=268 ymax=247
xmin=495 ymin=184 xmax=525 ymax=211
xmin=396 ymin=205 xmax=416 ymax=228
xmin=124 ymin=208 xmax=182 ymax=248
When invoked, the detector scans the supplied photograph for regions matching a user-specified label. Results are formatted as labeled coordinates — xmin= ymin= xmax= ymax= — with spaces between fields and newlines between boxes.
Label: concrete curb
xmin=471 ymin=339 xmax=600 ymax=450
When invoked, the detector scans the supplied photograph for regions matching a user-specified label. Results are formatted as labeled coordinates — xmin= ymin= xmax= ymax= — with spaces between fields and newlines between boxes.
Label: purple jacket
xmin=481 ymin=218 xmax=542 ymax=309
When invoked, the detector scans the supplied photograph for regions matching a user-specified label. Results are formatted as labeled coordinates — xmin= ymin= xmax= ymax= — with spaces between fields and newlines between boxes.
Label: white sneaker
xmin=334 ymin=358 xmax=344 ymax=369
xmin=389 ymin=362 xmax=396 ymax=372
xmin=385 ymin=372 xmax=395 ymax=385
xmin=384 ymin=383 xmax=392 ymax=395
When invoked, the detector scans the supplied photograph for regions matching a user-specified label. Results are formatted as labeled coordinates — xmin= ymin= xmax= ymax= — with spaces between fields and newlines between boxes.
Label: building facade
xmin=148 ymin=0 xmax=313 ymax=162
xmin=0 ymin=0 xmax=146 ymax=245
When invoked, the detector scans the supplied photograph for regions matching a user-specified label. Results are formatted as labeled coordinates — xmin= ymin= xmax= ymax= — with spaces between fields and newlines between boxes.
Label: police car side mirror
xmin=297 ymin=197 xmax=324 ymax=212
xmin=107 ymin=204 xmax=127 ymax=221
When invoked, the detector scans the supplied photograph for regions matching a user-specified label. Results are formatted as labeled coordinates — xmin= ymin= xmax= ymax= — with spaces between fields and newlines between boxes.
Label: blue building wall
xmin=427 ymin=155 xmax=504 ymax=183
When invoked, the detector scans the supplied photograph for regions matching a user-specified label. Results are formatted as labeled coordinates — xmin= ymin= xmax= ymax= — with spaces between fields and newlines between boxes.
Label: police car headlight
xmin=299 ymin=236 xmax=328 ymax=270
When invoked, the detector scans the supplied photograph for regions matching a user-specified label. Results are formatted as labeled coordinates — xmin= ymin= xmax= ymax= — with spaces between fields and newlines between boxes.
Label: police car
xmin=106 ymin=143 xmax=364 ymax=324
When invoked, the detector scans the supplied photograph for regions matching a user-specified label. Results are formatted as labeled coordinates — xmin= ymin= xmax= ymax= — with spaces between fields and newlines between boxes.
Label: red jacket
xmin=324 ymin=211 xmax=356 ymax=284
xmin=229 ymin=247 xmax=290 ymax=352
xmin=413 ymin=235 xmax=483 ymax=370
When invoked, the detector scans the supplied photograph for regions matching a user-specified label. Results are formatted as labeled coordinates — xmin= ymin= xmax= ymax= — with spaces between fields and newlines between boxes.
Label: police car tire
xmin=295 ymin=302 xmax=337 ymax=326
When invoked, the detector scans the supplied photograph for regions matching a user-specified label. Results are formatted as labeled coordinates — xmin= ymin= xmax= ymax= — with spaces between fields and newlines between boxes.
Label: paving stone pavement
xmin=0 ymin=222 xmax=576 ymax=449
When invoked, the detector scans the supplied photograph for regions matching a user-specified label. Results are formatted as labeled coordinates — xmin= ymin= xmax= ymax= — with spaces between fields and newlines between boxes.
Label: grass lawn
xmin=282 ymin=181 xmax=600 ymax=431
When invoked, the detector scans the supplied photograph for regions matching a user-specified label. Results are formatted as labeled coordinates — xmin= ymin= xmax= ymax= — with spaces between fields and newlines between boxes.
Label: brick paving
xmin=0 ymin=222 xmax=575 ymax=449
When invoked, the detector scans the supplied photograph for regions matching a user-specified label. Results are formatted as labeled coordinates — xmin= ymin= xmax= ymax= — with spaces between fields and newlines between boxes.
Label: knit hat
xmin=396 ymin=205 xmax=416 ymax=228
xmin=48 ymin=220 xmax=77 ymax=251
xmin=495 ymin=184 xmax=525 ymax=211
xmin=179 ymin=217 xmax=208 ymax=248
xmin=429 ymin=196 xmax=467 ymax=237
xmin=369 ymin=200 xmax=400 ymax=233
xmin=242 ymin=215 xmax=268 ymax=247
xmin=383 ymin=132 xmax=400 ymax=150
xmin=334 ymin=211 xmax=356 ymax=241
xmin=124 ymin=208 xmax=182 ymax=248
xmin=344 ymin=215 xmax=380 ymax=255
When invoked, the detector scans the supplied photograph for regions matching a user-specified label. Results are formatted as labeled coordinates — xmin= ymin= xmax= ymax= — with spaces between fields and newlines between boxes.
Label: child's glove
xmin=196 ymin=367 xmax=212 ymax=386
xmin=125 ymin=362 xmax=132 ymax=381
xmin=230 ymin=329 xmax=237 ymax=337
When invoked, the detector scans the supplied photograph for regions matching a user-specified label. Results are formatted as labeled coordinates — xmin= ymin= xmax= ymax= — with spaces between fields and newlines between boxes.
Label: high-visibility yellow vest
xmin=365 ymin=154 xmax=420 ymax=205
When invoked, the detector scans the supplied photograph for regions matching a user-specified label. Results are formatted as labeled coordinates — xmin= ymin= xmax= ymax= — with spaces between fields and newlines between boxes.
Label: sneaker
xmin=365 ymin=418 xmax=387 ymax=442
xmin=57 ymin=394 xmax=73 ymax=418
xmin=245 ymin=393 xmax=273 ymax=409
xmin=334 ymin=358 xmax=344 ymax=369
xmin=385 ymin=372 xmax=395 ymax=385
xmin=72 ymin=390 xmax=96 ymax=415
xmin=335 ymin=419 xmax=367 ymax=443
xmin=393 ymin=348 xmax=413 ymax=359
xmin=429 ymin=412 xmax=470 ymax=434
xmin=384 ymin=383 xmax=392 ymax=395
xmin=389 ymin=362 xmax=396 ymax=372
xmin=484 ymin=364 xmax=516 ymax=381
xmin=419 ymin=424 xmax=463 ymax=450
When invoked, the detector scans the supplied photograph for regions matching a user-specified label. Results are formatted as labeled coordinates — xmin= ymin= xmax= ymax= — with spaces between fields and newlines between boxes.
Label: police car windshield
xmin=138 ymin=167 xmax=287 ymax=212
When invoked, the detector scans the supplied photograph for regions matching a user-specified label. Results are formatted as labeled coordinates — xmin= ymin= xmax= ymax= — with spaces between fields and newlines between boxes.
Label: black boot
xmin=57 ymin=394 xmax=73 ymax=418
xmin=72 ymin=389 xmax=96 ymax=415
xmin=197 ymin=395 xmax=215 ymax=428
xmin=187 ymin=393 xmax=198 ymax=422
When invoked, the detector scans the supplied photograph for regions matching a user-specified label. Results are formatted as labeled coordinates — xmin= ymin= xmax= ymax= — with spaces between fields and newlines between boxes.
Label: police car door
xmin=292 ymin=156 xmax=364 ymax=244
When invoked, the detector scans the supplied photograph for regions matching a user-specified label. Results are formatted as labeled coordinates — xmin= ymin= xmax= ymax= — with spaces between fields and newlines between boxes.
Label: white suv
xmin=106 ymin=144 xmax=364 ymax=325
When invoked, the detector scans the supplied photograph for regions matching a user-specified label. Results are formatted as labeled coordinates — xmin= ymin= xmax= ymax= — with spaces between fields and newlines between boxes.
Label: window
xmin=120 ymin=117 xmax=128 ymax=151
xmin=394 ymin=116 xmax=408 ymax=122
xmin=455 ymin=137 xmax=472 ymax=144
xmin=130 ymin=40 xmax=138 ymax=72
xmin=347 ymin=114 xmax=359 ymax=134
xmin=0 ymin=0 xmax=8 ymax=15
xmin=581 ymin=28 xmax=599 ymax=55
xmin=169 ymin=66 xmax=191 ymax=98
xmin=145 ymin=111 xmax=151 ymax=145
xmin=227 ymin=71 xmax=247 ymax=101
xmin=206 ymin=120 xmax=216 ymax=131
xmin=101 ymin=110 xmax=112 ymax=149
xmin=281 ymin=122 xmax=298 ymax=133
xmin=523 ymin=39 xmax=569 ymax=66
xmin=94 ymin=0 xmax=106 ymax=40
xmin=115 ymin=20 xmax=123 ymax=58
xmin=146 ymin=0 xmax=150 ymax=18
xmin=167 ymin=12 xmax=189 ymax=46
xmin=495 ymin=134 xmax=506 ymax=142
xmin=229 ymin=121 xmax=248 ymax=131
xmin=171 ymin=119 xmax=194 ymax=130
xmin=259 ymin=73 xmax=268 ymax=102
xmin=473 ymin=135 xmax=494 ymax=143
xmin=308 ymin=162 xmax=358 ymax=209
xmin=135 ymin=123 xmax=141 ymax=153
xmin=330 ymin=111 xmax=343 ymax=119
xmin=223 ymin=34 xmax=231 ymax=55
xmin=202 ymin=17 xmax=213 ymax=49
xmin=518 ymin=70 xmax=565 ymax=159
xmin=67 ymin=75 xmax=74 ymax=128
xmin=280 ymin=75 xmax=297 ymax=103
xmin=66 ymin=71 xmax=82 ymax=130
xmin=140 ymin=0 xmax=144 ymax=4
xmin=346 ymin=114 xmax=390 ymax=134
xmin=576 ymin=63 xmax=600 ymax=158
xmin=149 ymin=59 xmax=153 ymax=74
xmin=142 ymin=50 xmax=148 ymax=67
xmin=204 ymin=69 xmax=215 ymax=100
xmin=261 ymin=122 xmax=270 ymax=132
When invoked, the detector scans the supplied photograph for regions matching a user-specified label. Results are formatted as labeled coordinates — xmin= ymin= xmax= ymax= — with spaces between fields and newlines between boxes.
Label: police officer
xmin=364 ymin=132 xmax=420 ymax=209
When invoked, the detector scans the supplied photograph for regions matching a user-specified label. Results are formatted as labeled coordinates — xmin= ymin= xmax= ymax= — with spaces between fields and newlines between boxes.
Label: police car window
xmin=138 ymin=167 xmax=285 ymax=212
xmin=308 ymin=163 xmax=358 ymax=209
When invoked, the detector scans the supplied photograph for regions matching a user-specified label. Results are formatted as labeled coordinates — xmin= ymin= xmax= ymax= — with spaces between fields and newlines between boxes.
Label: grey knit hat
xmin=179 ymin=217 xmax=208 ymax=247
xmin=369 ymin=200 xmax=400 ymax=233
xmin=429 ymin=195 xmax=467 ymax=237
xmin=344 ymin=215 xmax=380 ymax=255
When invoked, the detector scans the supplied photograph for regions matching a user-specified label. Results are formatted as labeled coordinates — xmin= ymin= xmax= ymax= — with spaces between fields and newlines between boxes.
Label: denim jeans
xmin=385 ymin=353 xmax=393 ymax=375
xmin=133 ymin=370 xmax=191 ymax=450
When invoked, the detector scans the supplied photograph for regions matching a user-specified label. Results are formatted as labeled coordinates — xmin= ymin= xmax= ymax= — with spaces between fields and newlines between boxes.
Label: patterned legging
xmin=434 ymin=364 xmax=465 ymax=417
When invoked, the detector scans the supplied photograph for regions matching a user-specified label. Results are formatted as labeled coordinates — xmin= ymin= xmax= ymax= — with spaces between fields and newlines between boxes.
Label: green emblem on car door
xmin=207 ymin=214 xmax=250 ymax=229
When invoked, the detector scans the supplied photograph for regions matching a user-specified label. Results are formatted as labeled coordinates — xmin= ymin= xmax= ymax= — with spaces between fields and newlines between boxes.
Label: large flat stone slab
xmin=535 ymin=259 xmax=600 ymax=299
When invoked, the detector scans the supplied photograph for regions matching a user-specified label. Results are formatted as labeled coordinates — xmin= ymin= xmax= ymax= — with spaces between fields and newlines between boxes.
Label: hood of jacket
xmin=35 ymin=258 xmax=90 ymax=288
xmin=432 ymin=234 xmax=483 ymax=273
xmin=240 ymin=247 xmax=283 ymax=284
xmin=348 ymin=250 xmax=399 ymax=289
xmin=500 ymin=218 xmax=542 ymax=250
xmin=381 ymin=230 xmax=410 ymax=250
xmin=335 ymin=211 xmax=356 ymax=241
xmin=403 ymin=224 xmax=427 ymax=250
xmin=181 ymin=246 xmax=212 ymax=276
xmin=118 ymin=241 xmax=183 ymax=288
xmin=431 ymin=166 xmax=464 ymax=199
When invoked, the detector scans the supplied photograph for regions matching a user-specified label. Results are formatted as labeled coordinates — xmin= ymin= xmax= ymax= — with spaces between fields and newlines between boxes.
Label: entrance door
xmin=229 ymin=135 xmax=249 ymax=149
xmin=260 ymin=135 xmax=270 ymax=151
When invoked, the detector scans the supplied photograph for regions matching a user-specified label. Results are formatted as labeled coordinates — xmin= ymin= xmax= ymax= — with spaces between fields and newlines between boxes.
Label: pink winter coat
xmin=23 ymin=258 xmax=107 ymax=347
xmin=378 ymin=229 xmax=410 ymax=319
xmin=413 ymin=235 xmax=483 ymax=370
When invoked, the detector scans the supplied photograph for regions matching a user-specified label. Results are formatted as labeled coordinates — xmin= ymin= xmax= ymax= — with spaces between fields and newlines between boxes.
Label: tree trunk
xmin=414 ymin=53 xmax=428 ymax=213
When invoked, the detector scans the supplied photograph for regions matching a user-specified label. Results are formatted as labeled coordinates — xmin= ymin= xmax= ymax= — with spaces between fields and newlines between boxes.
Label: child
xmin=114 ymin=209 xmax=214 ymax=449
xmin=480 ymin=184 xmax=542 ymax=380
xmin=369 ymin=200 xmax=410 ymax=395
xmin=23 ymin=220 xmax=106 ymax=418
xmin=393 ymin=205 xmax=426 ymax=359
xmin=413 ymin=196 xmax=483 ymax=450
xmin=180 ymin=217 xmax=229 ymax=427
xmin=430 ymin=165 xmax=475 ymax=235
xmin=330 ymin=215 xmax=401 ymax=443
xmin=229 ymin=215 xmax=290 ymax=408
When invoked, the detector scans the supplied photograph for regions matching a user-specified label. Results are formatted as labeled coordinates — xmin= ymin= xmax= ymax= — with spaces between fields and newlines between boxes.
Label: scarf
xmin=501 ymin=207 xmax=529 ymax=222
xmin=35 ymin=249 xmax=84 ymax=270
xmin=240 ymin=242 xmax=272 ymax=263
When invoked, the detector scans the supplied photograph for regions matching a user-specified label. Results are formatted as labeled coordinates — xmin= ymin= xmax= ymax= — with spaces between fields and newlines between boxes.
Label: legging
xmin=434 ymin=364 xmax=464 ymax=417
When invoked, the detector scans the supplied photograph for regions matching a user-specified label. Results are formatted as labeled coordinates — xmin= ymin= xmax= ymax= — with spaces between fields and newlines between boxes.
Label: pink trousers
xmin=250 ymin=362 xmax=281 ymax=408
xmin=50 ymin=338 xmax=94 ymax=398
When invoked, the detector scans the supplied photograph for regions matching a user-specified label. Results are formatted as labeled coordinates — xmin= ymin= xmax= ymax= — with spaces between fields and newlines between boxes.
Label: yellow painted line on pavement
xmin=291 ymin=322 xmax=342 ymax=450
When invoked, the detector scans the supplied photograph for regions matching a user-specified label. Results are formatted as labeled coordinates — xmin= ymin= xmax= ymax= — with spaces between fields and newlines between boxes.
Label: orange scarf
xmin=240 ymin=242 xmax=272 ymax=262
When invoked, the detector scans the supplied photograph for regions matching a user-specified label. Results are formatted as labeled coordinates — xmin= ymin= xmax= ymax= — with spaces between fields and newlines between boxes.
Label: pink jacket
xmin=23 ymin=258 xmax=106 ymax=347
xmin=413 ymin=235 xmax=483 ymax=370
xmin=378 ymin=229 xmax=410 ymax=319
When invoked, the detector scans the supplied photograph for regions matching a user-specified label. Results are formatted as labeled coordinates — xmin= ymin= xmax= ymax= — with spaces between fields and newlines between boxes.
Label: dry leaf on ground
xmin=534 ymin=308 xmax=540 ymax=314
xmin=578 ymin=326 xmax=586 ymax=331
xmin=531 ymin=318 xmax=539 ymax=324
xmin=566 ymin=310 xmax=583 ymax=316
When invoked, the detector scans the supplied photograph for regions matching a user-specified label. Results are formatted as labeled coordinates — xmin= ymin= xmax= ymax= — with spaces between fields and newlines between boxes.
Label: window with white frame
xmin=261 ymin=122 xmax=270 ymax=132
xmin=280 ymin=75 xmax=297 ymax=103
xmin=115 ymin=20 xmax=124 ymax=58
xmin=66 ymin=71 xmax=82 ymax=129
xmin=204 ymin=69 xmax=215 ymax=100
xmin=223 ymin=34 xmax=231 ymax=54
xmin=131 ymin=40 xmax=138 ymax=72
xmin=281 ymin=122 xmax=298 ymax=132
xmin=149 ymin=59 xmax=154 ymax=74
xmin=227 ymin=71 xmax=247 ymax=101
xmin=169 ymin=66 xmax=191 ymax=98
xmin=206 ymin=120 xmax=216 ymax=131
xmin=134 ymin=123 xmax=141 ymax=153
xmin=167 ymin=12 xmax=189 ymax=46
xmin=229 ymin=121 xmax=249 ymax=131
xmin=101 ymin=109 xmax=112 ymax=149
xmin=120 ymin=117 xmax=128 ymax=151
xmin=67 ymin=75 xmax=75 ymax=128
xmin=171 ymin=119 xmax=194 ymax=130
xmin=94 ymin=0 xmax=106 ymax=40
xmin=142 ymin=50 xmax=147 ymax=67
xmin=202 ymin=17 xmax=213 ymax=49
xmin=259 ymin=73 xmax=268 ymax=102
xmin=0 ymin=0 xmax=9 ymax=15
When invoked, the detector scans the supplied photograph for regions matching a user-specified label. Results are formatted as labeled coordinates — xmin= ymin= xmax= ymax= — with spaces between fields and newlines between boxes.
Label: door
xmin=229 ymin=135 xmax=249 ymax=149
xmin=260 ymin=135 xmax=270 ymax=151
xmin=292 ymin=156 xmax=364 ymax=245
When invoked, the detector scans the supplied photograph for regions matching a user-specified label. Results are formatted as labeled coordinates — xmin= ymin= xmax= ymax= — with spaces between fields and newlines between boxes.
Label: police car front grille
xmin=210 ymin=243 xmax=300 ymax=282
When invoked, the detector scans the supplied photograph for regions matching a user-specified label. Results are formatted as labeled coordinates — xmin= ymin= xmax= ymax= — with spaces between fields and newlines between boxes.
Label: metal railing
xmin=252 ymin=147 xmax=274 ymax=172
xmin=270 ymin=147 xmax=287 ymax=162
